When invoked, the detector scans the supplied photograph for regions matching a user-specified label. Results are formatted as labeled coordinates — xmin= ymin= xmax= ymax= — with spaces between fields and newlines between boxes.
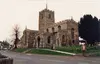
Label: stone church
xmin=17 ymin=7 xmax=79 ymax=48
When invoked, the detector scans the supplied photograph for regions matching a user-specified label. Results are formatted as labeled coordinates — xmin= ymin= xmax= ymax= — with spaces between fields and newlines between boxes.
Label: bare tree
xmin=12 ymin=24 xmax=20 ymax=49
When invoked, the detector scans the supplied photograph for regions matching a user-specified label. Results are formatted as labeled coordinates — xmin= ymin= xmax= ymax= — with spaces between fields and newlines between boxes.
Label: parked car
xmin=3 ymin=48 xmax=8 ymax=50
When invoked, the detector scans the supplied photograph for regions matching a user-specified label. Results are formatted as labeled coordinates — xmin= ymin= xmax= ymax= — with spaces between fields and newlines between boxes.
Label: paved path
xmin=0 ymin=50 xmax=100 ymax=64
xmin=42 ymin=49 xmax=76 ymax=55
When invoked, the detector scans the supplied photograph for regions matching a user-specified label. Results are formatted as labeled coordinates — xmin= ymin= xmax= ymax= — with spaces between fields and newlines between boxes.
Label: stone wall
xmin=17 ymin=29 xmax=38 ymax=48
xmin=0 ymin=55 xmax=13 ymax=64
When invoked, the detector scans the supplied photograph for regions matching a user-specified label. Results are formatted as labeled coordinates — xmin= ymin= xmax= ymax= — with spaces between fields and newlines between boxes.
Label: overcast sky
xmin=0 ymin=0 xmax=100 ymax=42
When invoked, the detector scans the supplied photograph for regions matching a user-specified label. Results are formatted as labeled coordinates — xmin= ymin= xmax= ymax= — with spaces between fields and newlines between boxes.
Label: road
xmin=0 ymin=50 xmax=100 ymax=64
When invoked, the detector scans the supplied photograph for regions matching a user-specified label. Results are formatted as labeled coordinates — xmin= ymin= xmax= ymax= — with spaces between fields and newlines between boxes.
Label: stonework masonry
xmin=17 ymin=7 xmax=79 ymax=48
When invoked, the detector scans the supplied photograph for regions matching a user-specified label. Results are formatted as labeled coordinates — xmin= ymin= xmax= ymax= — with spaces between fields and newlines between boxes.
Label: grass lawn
xmin=14 ymin=48 xmax=28 ymax=53
xmin=86 ymin=46 xmax=100 ymax=56
xmin=14 ymin=48 xmax=71 ymax=56
xmin=14 ymin=46 xmax=100 ymax=56
xmin=55 ymin=45 xmax=82 ymax=54
xmin=55 ymin=45 xmax=100 ymax=56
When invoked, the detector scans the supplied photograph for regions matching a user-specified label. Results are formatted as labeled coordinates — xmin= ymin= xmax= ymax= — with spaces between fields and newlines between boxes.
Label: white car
xmin=3 ymin=48 xmax=8 ymax=50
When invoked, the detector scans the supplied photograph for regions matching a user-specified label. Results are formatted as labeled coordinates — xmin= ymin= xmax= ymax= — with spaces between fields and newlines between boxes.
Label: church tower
xmin=39 ymin=6 xmax=55 ymax=32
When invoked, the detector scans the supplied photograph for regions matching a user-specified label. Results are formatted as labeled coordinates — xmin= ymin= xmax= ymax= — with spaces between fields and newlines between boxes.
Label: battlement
xmin=39 ymin=8 xmax=54 ymax=13
xmin=45 ymin=19 xmax=76 ymax=29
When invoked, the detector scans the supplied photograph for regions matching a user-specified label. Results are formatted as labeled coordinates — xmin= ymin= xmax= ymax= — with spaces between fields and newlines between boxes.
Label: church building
xmin=17 ymin=6 xmax=79 ymax=48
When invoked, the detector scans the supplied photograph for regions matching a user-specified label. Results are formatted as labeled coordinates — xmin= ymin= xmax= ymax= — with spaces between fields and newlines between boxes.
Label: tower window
xmin=41 ymin=14 xmax=43 ymax=19
xmin=48 ymin=14 xmax=51 ymax=19
xmin=71 ymin=28 xmax=74 ymax=39
xmin=52 ymin=27 xmax=54 ymax=32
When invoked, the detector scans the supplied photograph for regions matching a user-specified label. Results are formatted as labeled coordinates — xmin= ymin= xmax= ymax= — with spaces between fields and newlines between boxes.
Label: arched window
xmin=47 ymin=36 xmax=51 ymax=44
xmin=71 ymin=28 xmax=74 ymax=39
xmin=52 ymin=27 xmax=54 ymax=32
xmin=37 ymin=36 xmax=40 ymax=47
xmin=62 ymin=35 xmax=65 ymax=42
xmin=72 ymin=40 xmax=75 ymax=44
xmin=48 ymin=14 xmax=51 ymax=19
xmin=58 ymin=25 xmax=61 ymax=31
xmin=61 ymin=35 xmax=66 ymax=46
xmin=46 ymin=29 xmax=49 ymax=32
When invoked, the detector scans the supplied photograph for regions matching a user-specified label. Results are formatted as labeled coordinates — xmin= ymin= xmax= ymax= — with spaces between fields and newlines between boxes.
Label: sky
xmin=0 ymin=0 xmax=100 ymax=43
